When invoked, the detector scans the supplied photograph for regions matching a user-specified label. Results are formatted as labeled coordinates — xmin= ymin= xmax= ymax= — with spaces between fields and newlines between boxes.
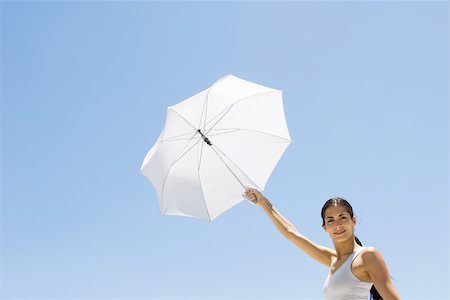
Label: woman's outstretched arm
xmin=243 ymin=188 xmax=336 ymax=267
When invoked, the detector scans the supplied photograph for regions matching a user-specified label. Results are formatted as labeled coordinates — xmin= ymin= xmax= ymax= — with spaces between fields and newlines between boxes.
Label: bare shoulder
xmin=359 ymin=247 xmax=402 ymax=299
xmin=361 ymin=247 xmax=385 ymax=262
xmin=360 ymin=247 xmax=390 ymax=273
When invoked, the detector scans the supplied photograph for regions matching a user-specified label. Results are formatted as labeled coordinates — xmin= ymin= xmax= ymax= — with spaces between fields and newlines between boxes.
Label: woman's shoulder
xmin=360 ymin=246 xmax=386 ymax=265
xmin=361 ymin=246 xmax=381 ymax=254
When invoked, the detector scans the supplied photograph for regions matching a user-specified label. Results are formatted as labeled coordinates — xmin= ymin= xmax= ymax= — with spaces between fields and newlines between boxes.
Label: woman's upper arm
xmin=285 ymin=230 xmax=336 ymax=267
xmin=363 ymin=247 xmax=402 ymax=300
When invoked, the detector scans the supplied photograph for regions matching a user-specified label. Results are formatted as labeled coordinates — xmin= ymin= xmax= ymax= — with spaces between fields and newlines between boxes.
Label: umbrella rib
xmin=208 ymin=128 xmax=292 ymax=143
xmin=210 ymin=144 xmax=262 ymax=191
xmin=197 ymin=141 xmax=212 ymax=221
xmin=209 ymin=146 xmax=245 ymax=190
xmin=162 ymin=131 xmax=198 ymax=142
xmin=202 ymin=95 xmax=209 ymax=134
xmin=198 ymin=75 xmax=229 ymax=132
xmin=204 ymin=90 xmax=280 ymax=135
xmin=166 ymin=135 xmax=202 ymax=170
xmin=206 ymin=129 xmax=240 ymax=137
xmin=198 ymin=94 xmax=208 ymax=130
xmin=160 ymin=136 xmax=203 ymax=214
xmin=168 ymin=107 xmax=198 ymax=131
xmin=163 ymin=136 xmax=200 ymax=142
xmin=198 ymin=135 xmax=205 ymax=169
xmin=203 ymin=99 xmax=209 ymax=133
xmin=204 ymin=105 xmax=234 ymax=136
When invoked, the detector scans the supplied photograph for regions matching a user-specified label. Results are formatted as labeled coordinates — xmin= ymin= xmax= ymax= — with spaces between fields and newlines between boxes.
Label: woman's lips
xmin=334 ymin=230 xmax=346 ymax=235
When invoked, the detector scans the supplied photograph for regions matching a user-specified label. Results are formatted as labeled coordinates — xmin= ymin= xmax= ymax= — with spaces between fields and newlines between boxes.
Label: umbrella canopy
xmin=140 ymin=75 xmax=292 ymax=221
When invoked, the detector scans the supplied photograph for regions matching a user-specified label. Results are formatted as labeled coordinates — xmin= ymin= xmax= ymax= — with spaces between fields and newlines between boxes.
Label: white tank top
xmin=323 ymin=247 xmax=373 ymax=300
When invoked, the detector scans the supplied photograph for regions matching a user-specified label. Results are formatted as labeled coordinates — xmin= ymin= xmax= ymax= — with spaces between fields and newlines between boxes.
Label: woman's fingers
xmin=243 ymin=188 xmax=260 ymax=204
xmin=243 ymin=190 xmax=252 ymax=199
xmin=243 ymin=190 xmax=254 ymax=200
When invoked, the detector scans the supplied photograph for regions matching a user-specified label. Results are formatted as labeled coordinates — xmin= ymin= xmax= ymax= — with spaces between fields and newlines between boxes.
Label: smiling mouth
xmin=334 ymin=230 xmax=346 ymax=235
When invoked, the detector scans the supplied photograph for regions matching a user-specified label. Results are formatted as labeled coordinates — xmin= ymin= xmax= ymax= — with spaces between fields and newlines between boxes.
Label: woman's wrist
xmin=260 ymin=196 xmax=273 ymax=210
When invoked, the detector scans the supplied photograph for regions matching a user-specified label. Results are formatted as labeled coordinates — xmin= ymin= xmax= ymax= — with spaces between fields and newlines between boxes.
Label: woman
xmin=243 ymin=188 xmax=401 ymax=300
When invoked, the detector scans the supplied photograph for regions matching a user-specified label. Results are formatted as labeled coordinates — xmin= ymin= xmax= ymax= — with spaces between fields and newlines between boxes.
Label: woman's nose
xmin=334 ymin=223 xmax=344 ymax=229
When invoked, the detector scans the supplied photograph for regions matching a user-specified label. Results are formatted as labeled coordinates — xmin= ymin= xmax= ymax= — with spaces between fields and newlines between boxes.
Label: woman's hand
xmin=243 ymin=187 xmax=265 ymax=206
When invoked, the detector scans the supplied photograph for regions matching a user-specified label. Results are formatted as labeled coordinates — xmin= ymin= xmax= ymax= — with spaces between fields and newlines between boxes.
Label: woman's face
xmin=322 ymin=204 xmax=356 ymax=243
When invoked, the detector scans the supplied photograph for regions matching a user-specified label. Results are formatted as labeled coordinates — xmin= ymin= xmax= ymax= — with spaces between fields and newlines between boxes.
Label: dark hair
xmin=321 ymin=197 xmax=382 ymax=300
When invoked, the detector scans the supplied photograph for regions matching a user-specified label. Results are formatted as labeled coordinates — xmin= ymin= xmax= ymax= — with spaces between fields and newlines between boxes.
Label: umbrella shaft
xmin=209 ymin=145 xmax=246 ymax=190
xmin=198 ymin=129 xmax=246 ymax=190
xmin=197 ymin=129 xmax=212 ymax=146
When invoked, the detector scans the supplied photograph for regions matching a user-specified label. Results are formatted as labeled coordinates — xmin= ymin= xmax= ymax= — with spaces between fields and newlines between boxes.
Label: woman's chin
xmin=332 ymin=234 xmax=353 ymax=243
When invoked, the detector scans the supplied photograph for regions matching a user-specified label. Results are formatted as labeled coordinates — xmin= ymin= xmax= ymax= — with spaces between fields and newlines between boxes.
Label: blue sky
xmin=1 ymin=1 xmax=448 ymax=300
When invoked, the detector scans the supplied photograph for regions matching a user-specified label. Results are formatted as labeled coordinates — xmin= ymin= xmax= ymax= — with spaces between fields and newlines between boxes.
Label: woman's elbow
xmin=283 ymin=229 xmax=299 ymax=239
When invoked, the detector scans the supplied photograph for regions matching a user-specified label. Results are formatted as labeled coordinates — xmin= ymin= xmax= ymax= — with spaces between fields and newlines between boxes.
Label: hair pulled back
xmin=321 ymin=197 xmax=382 ymax=300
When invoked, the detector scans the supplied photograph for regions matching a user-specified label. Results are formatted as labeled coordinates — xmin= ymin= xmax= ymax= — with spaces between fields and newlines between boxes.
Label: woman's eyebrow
xmin=326 ymin=213 xmax=350 ymax=219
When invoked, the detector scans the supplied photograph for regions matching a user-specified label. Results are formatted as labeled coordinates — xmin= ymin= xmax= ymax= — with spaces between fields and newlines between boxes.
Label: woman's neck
xmin=333 ymin=237 xmax=360 ymax=259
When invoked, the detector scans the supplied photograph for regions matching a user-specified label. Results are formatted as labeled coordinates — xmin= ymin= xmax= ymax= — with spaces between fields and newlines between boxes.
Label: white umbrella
xmin=140 ymin=75 xmax=292 ymax=221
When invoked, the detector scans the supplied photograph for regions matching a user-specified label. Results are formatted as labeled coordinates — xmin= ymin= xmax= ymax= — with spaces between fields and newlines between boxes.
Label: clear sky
xmin=1 ymin=1 xmax=448 ymax=300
